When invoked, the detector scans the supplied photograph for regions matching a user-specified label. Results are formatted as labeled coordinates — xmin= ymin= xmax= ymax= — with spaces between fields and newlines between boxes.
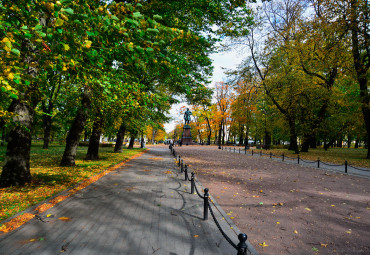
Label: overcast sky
xmin=163 ymin=48 xmax=246 ymax=133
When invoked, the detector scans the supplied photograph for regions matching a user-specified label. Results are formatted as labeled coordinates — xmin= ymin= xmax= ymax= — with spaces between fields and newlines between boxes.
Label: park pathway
xmin=0 ymin=146 xmax=247 ymax=255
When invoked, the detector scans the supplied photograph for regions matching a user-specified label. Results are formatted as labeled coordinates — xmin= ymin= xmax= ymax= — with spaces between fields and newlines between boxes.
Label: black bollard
xmin=203 ymin=188 xmax=209 ymax=220
xmin=282 ymin=153 xmax=284 ymax=161
xmin=184 ymin=165 xmax=188 ymax=181
xmin=317 ymin=158 xmax=320 ymax=168
xmin=270 ymin=152 xmax=272 ymax=158
xmin=298 ymin=155 xmax=300 ymax=164
xmin=178 ymin=156 xmax=181 ymax=166
xmin=239 ymin=148 xmax=240 ymax=154
xmin=181 ymin=159 xmax=184 ymax=172
xmin=191 ymin=172 xmax=195 ymax=194
xmin=236 ymin=233 xmax=248 ymax=255
xmin=345 ymin=160 xmax=348 ymax=173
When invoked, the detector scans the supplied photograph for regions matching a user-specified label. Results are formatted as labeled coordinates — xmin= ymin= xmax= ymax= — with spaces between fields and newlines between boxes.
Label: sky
xmin=163 ymin=48 xmax=246 ymax=133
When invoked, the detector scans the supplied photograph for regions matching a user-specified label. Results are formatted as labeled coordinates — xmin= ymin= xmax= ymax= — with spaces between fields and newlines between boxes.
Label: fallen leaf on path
xmin=305 ymin=208 xmax=311 ymax=211
xmin=294 ymin=230 xmax=298 ymax=234
xmin=320 ymin=243 xmax=328 ymax=247
xmin=259 ymin=242 xmax=268 ymax=247
xmin=58 ymin=217 xmax=71 ymax=222
xmin=193 ymin=235 xmax=199 ymax=238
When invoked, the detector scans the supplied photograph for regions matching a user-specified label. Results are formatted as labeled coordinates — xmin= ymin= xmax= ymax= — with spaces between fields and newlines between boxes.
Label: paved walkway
xmin=0 ymin=146 xmax=246 ymax=255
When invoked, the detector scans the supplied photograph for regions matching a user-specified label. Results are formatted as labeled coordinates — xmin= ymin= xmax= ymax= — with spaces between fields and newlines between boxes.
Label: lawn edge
xmin=0 ymin=149 xmax=148 ymax=236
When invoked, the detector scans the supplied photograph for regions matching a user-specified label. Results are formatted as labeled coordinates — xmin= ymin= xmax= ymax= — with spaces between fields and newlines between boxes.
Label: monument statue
xmin=184 ymin=108 xmax=192 ymax=125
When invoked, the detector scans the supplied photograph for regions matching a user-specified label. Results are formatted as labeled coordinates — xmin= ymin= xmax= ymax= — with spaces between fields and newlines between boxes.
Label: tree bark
xmin=287 ymin=117 xmax=299 ymax=154
xmin=42 ymin=101 xmax=53 ymax=149
xmin=205 ymin=117 xmax=211 ymax=145
xmin=60 ymin=91 xmax=91 ymax=166
xmin=114 ymin=122 xmax=126 ymax=153
xmin=0 ymin=101 xmax=34 ymax=187
xmin=128 ymin=136 xmax=135 ymax=149
xmin=85 ymin=115 xmax=103 ymax=160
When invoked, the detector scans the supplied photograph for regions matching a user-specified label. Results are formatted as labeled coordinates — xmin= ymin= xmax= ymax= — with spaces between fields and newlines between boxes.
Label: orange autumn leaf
xmin=0 ymin=213 xmax=35 ymax=233
xmin=58 ymin=217 xmax=71 ymax=222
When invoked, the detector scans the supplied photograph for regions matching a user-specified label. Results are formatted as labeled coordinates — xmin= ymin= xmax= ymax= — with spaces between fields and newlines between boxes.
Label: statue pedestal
xmin=182 ymin=125 xmax=194 ymax=145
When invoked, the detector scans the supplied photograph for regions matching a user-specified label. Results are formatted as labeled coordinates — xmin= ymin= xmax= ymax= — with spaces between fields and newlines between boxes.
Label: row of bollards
xmin=172 ymin=151 xmax=251 ymax=255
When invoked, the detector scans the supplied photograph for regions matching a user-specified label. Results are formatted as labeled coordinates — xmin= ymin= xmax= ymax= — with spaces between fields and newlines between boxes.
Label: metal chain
xmin=208 ymin=200 xmax=238 ymax=250
xmin=193 ymin=181 xmax=205 ymax=199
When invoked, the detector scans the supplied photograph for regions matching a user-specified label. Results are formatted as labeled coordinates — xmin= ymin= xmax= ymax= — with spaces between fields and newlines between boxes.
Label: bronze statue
xmin=184 ymin=108 xmax=192 ymax=125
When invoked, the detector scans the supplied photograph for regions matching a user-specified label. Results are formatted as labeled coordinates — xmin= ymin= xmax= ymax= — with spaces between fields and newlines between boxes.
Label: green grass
xmin=0 ymin=144 xmax=145 ymax=222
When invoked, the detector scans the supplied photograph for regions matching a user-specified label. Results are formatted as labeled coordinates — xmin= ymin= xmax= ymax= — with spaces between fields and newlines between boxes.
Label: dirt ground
xmin=171 ymin=145 xmax=370 ymax=255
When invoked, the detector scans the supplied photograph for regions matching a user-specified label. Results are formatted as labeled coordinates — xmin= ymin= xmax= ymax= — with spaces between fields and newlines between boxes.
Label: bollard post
xmin=252 ymin=150 xmax=254 ymax=156
xmin=234 ymin=147 xmax=235 ymax=153
xmin=345 ymin=160 xmax=348 ymax=173
xmin=239 ymin=148 xmax=240 ymax=154
xmin=245 ymin=148 xmax=247 ymax=154
xmin=236 ymin=233 xmax=248 ymax=255
xmin=184 ymin=165 xmax=188 ymax=181
xmin=282 ymin=153 xmax=285 ymax=161
xmin=317 ymin=158 xmax=320 ymax=168
xmin=298 ymin=155 xmax=300 ymax=164
xmin=203 ymin=188 xmax=209 ymax=220
xmin=178 ymin=156 xmax=181 ymax=166
xmin=260 ymin=150 xmax=262 ymax=156
xmin=191 ymin=172 xmax=195 ymax=194
xmin=181 ymin=160 xmax=184 ymax=173
xmin=270 ymin=152 xmax=272 ymax=158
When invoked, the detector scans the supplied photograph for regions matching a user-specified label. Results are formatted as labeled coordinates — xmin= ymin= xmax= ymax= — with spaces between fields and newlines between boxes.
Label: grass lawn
xmin=0 ymin=144 xmax=145 ymax=222
xmin=252 ymin=147 xmax=370 ymax=168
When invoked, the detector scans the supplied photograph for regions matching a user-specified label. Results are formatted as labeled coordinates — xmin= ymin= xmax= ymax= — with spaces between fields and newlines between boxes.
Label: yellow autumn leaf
xmin=55 ymin=18 xmax=64 ymax=26
xmin=7 ymin=73 xmax=14 ymax=80
xmin=259 ymin=242 xmax=268 ymax=247
xmin=63 ymin=44 xmax=70 ymax=51
xmin=345 ymin=229 xmax=352 ymax=234
xmin=84 ymin=40 xmax=92 ymax=48
xmin=46 ymin=214 xmax=52 ymax=217
xmin=305 ymin=208 xmax=311 ymax=211
xmin=276 ymin=222 xmax=280 ymax=224
xmin=294 ymin=230 xmax=298 ymax=234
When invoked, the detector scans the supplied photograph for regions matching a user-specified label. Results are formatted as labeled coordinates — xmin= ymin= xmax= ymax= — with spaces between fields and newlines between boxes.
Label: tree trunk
xmin=287 ymin=118 xmax=299 ymax=153
xmin=42 ymin=113 xmax=52 ymax=149
xmin=205 ymin=117 xmax=211 ymax=145
xmin=301 ymin=133 xmax=317 ymax=152
xmin=85 ymin=116 xmax=103 ymax=160
xmin=128 ymin=136 xmax=135 ymax=149
xmin=239 ymin=124 xmax=244 ymax=145
xmin=324 ymin=138 xmax=336 ymax=151
xmin=114 ymin=122 xmax=126 ymax=153
xmin=264 ymin=130 xmax=271 ymax=150
xmin=217 ymin=120 xmax=222 ymax=145
xmin=60 ymin=92 xmax=91 ymax=166
xmin=0 ymin=101 xmax=34 ymax=187
xmin=1 ymin=127 xmax=5 ymax=146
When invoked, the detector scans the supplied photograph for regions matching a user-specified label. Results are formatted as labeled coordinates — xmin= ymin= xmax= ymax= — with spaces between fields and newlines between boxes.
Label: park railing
xmin=220 ymin=146 xmax=370 ymax=177
xmin=168 ymin=144 xmax=258 ymax=255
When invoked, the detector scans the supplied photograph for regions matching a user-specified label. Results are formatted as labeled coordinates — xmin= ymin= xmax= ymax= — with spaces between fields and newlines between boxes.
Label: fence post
xmin=282 ymin=153 xmax=285 ymax=161
xmin=236 ymin=233 xmax=248 ymax=255
xmin=203 ymin=188 xmax=209 ymax=220
xmin=317 ymin=158 xmax=320 ymax=168
xmin=181 ymin=160 xmax=184 ymax=173
xmin=191 ymin=172 xmax=195 ymax=194
xmin=345 ymin=160 xmax=348 ymax=173
xmin=270 ymin=152 xmax=272 ymax=158
xmin=184 ymin=165 xmax=188 ymax=181
xmin=252 ymin=150 xmax=254 ymax=156
xmin=298 ymin=155 xmax=300 ymax=164
xmin=178 ymin=156 xmax=181 ymax=167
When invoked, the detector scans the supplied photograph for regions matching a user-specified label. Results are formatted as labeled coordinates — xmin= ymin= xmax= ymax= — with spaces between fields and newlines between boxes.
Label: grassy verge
xmin=0 ymin=144 xmax=145 ymax=222
xmin=250 ymin=147 xmax=370 ymax=168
